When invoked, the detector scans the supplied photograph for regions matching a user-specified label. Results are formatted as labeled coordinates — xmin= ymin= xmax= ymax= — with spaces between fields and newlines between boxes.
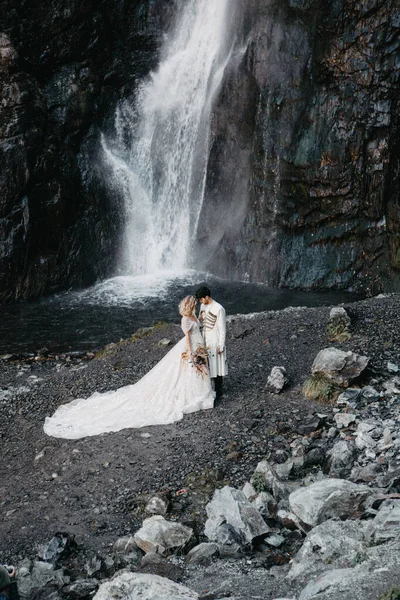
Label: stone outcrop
xmin=199 ymin=0 xmax=400 ymax=294
xmin=0 ymin=0 xmax=174 ymax=301
xmin=1 ymin=0 xmax=399 ymax=300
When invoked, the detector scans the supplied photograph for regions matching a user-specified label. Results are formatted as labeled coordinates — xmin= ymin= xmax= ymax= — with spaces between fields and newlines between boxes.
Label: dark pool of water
xmin=0 ymin=271 xmax=361 ymax=354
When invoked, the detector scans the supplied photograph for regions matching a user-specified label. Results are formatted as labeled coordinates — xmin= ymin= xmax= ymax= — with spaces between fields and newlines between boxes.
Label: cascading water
xmin=103 ymin=0 xmax=235 ymax=277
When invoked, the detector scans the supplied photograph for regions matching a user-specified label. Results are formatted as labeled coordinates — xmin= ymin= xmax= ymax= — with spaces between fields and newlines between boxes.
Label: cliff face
xmin=0 ymin=0 xmax=174 ymax=301
xmin=0 ymin=0 xmax=399 ymax=300
xmin=199 ymin=0 xmax=400 ymax=293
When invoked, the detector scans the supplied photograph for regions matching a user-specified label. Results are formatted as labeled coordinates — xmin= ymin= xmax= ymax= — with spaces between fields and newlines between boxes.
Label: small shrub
xmin=377 ymin=588 xmax=400 ymax=600
xmin=303 ymin=374 xmax=343 ymax=404
xmin=326 ymin=320 xmax=351 ymax=342
xmin=251 ymin=471 xmax=269 ymax=493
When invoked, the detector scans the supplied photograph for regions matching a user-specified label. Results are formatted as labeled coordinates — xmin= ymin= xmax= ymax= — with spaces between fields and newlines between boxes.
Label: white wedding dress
xmin=44 ymin=317 xmax=215 ymax=439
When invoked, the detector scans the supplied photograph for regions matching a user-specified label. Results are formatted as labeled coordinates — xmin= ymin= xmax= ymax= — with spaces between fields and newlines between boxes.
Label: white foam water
xmin=103 ymin=0 xmax=235 ymax=276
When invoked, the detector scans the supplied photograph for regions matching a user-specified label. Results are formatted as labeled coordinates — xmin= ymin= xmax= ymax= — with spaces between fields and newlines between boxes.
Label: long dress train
xmin=43 ymin=316 xmax=215 ymax=439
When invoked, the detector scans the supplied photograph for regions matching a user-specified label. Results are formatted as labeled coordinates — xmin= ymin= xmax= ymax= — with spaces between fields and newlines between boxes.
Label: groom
xmin=195 ymin=286 xmax=227 ymax=399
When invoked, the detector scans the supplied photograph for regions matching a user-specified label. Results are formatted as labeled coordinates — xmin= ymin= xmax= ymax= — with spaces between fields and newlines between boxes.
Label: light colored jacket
xmin=199 ymin=300 xmax=228 ymax=378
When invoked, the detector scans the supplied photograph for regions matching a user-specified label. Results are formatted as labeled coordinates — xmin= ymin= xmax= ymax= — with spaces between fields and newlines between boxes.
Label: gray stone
xmin=311 ymin=348 xmax=369 ymax=386
xmin=267 ymin=366 xmax=288 ymax=393
xmin=113 ymin=536 xmax=138 ymax=554
xmin=355 ymin=421 xmax=382 ymax=450
xmin=158 ymin=338 xmax=172 ymax=347
xmin=277 ymin=509 xmax=307 ymax=534
xmin=204 ymin=486 xmax=269 ymax=545
xmin=138 ymin=553 xmax=184 ymax=582
xmin=265 ymin=533 xmax=285 ymax=548
xmin=361 ymin=386 xmax=381 ymax=401
xmin=288 ymin=519 xmax=367 ymax=580
xmin=329 ymin=306 xmax=350 ymax=323
xmin=299 ymin=568 xmax=356 ymax=599
xmin=350 ymin=463 xmax=382 ymax=484
xmin=387 ymin=361 xmax=399 ymax=373
xmin=133 ymin=515 xmax=193 ymax=555
xmin=334 ymin=413 xmax=357 ymax=428
xmin=337 ymin=389 xmax=362 ymax=405
xmin=289 ymin=479 xmax=373 ymax=527
xmin=61 ymin=579 xmax=99 ymax=598
xmin=328 ymin=440 xmax=355 ymax=477
xmin=17 ymin=560 xmax=69 ymax=599
xmin=372 ymin=500 xmax=400 ymax=543
xmin=37 ymin=533 xmax=74 ymax=564
xmin=252 ymin=491 xmax=277 ymax=518
xmin=250 ymin=459 xmax=290 ymax=500
xmin=93 ymin=572 xmax=198 ymax=600
xmin=145 ymin=496 xmax=168 ymax=516
xmin=185 ymin=543 xmax=219 ymax=565
xmin=383 ymin=377 xmax=400 ymax=395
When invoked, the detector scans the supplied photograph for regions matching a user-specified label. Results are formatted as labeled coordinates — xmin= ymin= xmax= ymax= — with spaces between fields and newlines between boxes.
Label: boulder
xmin=133 ymin=515 xmax=193 ymax=555
xmin=289 ymin=479 xmax=373 ymax=527
xmin=288 ymin=519 xmax=367 ymax=580
xmin=61 ymin=579 xmax=99 ymax=598
xmin=93 ymin=572 xmax=198 ymax=600
xmin=299 ymin=568 xmax=356 ymax=599
xmin=145 ymin=496 xmax=169 ymax=516
xmin=138 ymin=552 xmax=184 ymax=582
xmin=311 ymin=348 xmax=369 ymax=386
xmin=267 ymin=366 xmax=288 ymax=393
xmin=37 ymin=533 xmax=75 ymax=565
xmin=17 ymin=560 xmax=69 ymax=599
xmin=185 ymin=542 xmax=219 ymax=565
xmin=371 ymin=500 xmax=400 ymax=544
xmin=328 ymin=440 xmax=355 ymax=477
xmin=242 ymin=481 xmax=277 ymax=517
xmin=251 ymin=460 xmax=289 ymax=500
xmin=204 ymin=486 xmax=269 ymax=545
xmin=334 ymin=413 xmax=357 ymax=428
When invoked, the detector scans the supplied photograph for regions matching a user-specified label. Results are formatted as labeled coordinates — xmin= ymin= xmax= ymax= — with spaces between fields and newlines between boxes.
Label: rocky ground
xmin=1 ymin=294 xmax=400 ymax=599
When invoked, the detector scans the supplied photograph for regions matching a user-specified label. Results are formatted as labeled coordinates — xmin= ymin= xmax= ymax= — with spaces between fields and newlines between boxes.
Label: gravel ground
xmin=1 ymin=293 xmax=399 ymax=596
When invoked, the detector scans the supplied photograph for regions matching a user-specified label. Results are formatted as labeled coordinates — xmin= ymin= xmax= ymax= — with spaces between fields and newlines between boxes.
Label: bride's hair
xmin=179 ymin=295 xmax=197 ymax=317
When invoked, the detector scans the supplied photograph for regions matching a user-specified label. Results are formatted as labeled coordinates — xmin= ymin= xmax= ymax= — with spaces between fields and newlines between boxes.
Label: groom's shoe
xmin=214 ymin=376 xmax=223 ymax=400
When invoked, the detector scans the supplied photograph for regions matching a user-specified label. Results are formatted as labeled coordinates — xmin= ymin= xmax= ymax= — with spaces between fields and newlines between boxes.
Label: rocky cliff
xmin=1 ymin=0 xmax=399 ymax=300
xmin=200 ymin=0 xmax=400 ymax=293
xmin=0 ymin=0 xmax=174 ymax=301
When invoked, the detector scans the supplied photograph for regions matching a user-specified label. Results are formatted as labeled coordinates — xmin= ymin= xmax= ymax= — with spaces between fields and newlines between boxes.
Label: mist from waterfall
xmin=103 ymin=0 xmax=235 ymax=276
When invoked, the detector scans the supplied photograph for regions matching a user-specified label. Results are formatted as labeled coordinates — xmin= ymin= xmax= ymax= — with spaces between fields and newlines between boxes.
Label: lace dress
xmin=43 ymin=316 xmax=215 ymax=439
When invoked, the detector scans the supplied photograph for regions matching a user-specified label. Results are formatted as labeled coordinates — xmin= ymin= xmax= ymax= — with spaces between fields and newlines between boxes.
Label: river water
xmin=1 ymin=271 xmax=360 ymax=354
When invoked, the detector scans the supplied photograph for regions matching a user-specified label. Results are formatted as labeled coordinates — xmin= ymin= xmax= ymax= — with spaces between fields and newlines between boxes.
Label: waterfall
xmin=103 ymin=0 xmax=235 ymax=276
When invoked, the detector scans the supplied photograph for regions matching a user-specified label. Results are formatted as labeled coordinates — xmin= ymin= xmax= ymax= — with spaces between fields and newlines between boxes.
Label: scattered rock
xmin=288 ymin=519 xmax=367 ymax=581
xmin=371 ymin=500 xmax=400 ymax=544
xmin=289 ymin=479 xmax=373 ymax=527
xmin=328 ymin=440 xmax=355 ymax=477
xmin=138 ymin=552 xmax=184 ymax=582
xmin=204 ymin=486 xmax=269 ymax=545
xmin=133 ymin=515 xmax=193 ymax=555
xmin=267 ymin=366 xmax=288 ymax=393
xmin=185 ymin=543 xmax=219 ymax=566
xmin=93 ymin=572 xmax=198 ymax=600
xmin=60 ymin=579 xmax=99 ymax=599
xmin=334 ymin=413 xmax=357 ymax=428
xmin=311 ymin=348 xmax=369 ymax=386
xmin=145 ymin=496 xmax=169 ymax=516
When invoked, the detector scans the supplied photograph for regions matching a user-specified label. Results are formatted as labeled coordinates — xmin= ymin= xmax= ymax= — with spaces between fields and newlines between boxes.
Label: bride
xmin=44 ymin=296 xmax=215 ymax=439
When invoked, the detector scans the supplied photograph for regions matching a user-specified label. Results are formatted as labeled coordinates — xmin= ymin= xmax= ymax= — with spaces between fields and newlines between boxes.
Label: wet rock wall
xmin=200 ymin=0 xmax=400 ymax=293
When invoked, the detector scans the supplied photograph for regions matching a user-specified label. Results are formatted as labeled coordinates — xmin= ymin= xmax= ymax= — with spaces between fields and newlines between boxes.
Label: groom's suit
xmin=199 ymin=300 xmax=228 ymax=379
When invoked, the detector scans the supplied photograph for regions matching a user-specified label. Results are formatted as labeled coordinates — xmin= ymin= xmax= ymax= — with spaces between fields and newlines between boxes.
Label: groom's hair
xmin=195 ymin=286 xmax=211 ymax=299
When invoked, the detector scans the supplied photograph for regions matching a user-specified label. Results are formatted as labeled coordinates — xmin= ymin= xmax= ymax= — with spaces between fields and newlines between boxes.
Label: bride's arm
xmin=185 ymin=330 xmax=192 ymax=357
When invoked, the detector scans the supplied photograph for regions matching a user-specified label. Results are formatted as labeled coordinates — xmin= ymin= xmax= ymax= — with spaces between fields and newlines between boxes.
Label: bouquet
xmin=181 ymin=345 xmax=209 ymax=376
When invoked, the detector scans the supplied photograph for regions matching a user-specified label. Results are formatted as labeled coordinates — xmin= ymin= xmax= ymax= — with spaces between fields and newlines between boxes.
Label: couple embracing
xmin=44 ymin=286 xmax=227 ymax=440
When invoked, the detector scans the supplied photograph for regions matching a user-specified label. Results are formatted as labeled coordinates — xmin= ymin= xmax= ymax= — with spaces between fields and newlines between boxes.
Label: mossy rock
xmin=303 ymin=374 xmax=343 ymax=404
